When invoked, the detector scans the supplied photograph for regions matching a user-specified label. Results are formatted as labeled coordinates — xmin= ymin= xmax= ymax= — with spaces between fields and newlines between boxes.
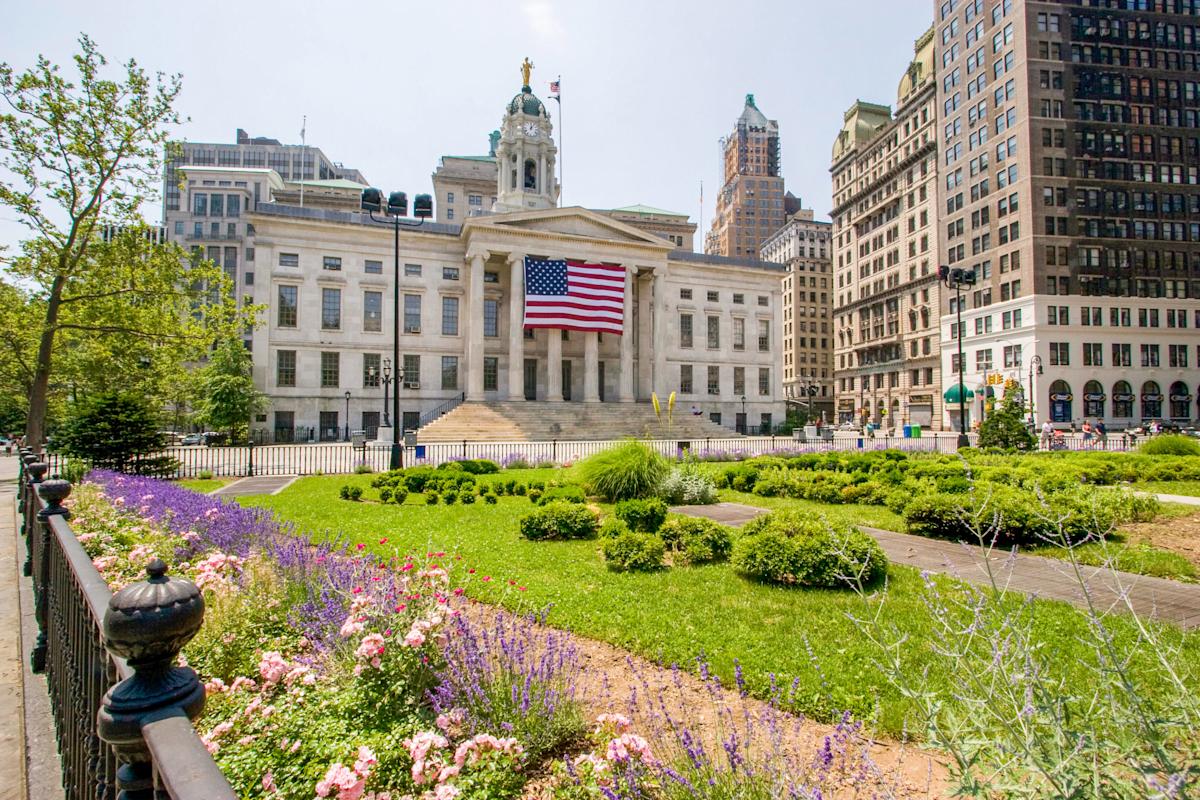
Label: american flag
xmin=523 ymin=257 xmax=625 ymax=335
xmin=550 ymin=79 xmax=560 ymax=96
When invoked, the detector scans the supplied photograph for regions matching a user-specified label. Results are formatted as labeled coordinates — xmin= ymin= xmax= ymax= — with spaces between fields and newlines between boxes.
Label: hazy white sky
xmin=1 ymin=0 xmax=932 ymax=253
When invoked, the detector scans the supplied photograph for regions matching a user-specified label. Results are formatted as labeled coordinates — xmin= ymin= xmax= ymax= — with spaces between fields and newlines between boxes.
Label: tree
xmin=56 ymin=391 xmax=175 ymax=475
xmin=193 ymin=337 xmax=265 ymax=443
xmin=977 ymin=392 xmax=1036 ymax=451
xmin=0 ymin=37 xmax=255 ymax=445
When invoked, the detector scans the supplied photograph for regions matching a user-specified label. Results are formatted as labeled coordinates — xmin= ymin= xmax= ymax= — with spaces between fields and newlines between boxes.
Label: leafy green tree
xmin=193 ymin=337 xmax=265 ymax=443
xmin=56 ymin=391 xmax=175 ymax=474
xmin=978 ymin=392 xmax=1036 ymax=451
xmin=0 ymin=37 xmax=257 ymax=446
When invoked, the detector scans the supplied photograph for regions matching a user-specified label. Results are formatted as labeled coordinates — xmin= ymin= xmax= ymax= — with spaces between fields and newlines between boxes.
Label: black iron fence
xmin=17 ymin=450 xmax=236 ymax=799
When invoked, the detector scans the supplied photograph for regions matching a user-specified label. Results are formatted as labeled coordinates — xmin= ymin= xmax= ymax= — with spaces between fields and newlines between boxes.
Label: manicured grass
xmin=240 ymin=471 xmax=1200 ymax=738
xmin=177 ymin=477 xmax=232 ymax=493
xmin=717 ymin=489 xmax=907 ymax=532
xmin=1138 ymin=480 xmax=1200 ymax=498
xmin=1029 ymin=540 xmax=1198 ymax=582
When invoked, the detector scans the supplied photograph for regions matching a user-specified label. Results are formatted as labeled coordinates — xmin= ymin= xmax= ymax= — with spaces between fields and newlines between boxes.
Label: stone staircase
xmin=416 ymin=401 xmax=741 ymax=442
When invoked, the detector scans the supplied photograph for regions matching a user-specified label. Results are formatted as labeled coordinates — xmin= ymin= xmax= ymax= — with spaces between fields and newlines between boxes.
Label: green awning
xmin=943 ymin=383 xmax=976 ymax=403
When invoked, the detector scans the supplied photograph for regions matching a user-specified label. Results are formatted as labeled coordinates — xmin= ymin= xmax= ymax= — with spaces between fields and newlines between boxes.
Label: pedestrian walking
xmin=1040 ymin=420 xmax=1053 ymax=451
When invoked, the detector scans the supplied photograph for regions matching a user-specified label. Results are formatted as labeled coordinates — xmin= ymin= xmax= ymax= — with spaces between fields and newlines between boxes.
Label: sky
xmin=0 ymin=0 xmax=933 ymax=254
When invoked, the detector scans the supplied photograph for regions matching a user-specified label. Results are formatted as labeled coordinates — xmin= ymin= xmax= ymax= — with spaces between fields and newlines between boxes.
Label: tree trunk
xmin=25 ymin=276 xmax=65 ymax=450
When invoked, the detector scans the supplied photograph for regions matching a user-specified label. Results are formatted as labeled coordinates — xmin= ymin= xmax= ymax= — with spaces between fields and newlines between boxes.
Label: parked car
xmin=180 ymin=433 xmax=205 ymax=446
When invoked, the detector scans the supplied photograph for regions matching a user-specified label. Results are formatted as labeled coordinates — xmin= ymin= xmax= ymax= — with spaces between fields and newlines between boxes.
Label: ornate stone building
xmin=830 ymin=27 xmax=944 ymax=429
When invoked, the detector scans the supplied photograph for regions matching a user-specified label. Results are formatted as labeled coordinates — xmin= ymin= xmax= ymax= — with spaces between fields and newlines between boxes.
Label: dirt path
xmin=462 ymin=603 xmax=949 ymax=798
xmin=1120 ymin=510 xmax=1200 ymax=573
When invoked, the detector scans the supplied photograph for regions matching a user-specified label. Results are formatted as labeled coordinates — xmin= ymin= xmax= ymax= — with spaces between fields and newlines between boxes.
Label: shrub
xmin=354 ymin=463 xmax=374 ymax=474
xmin=602 ymin=531 xmax=665 ymax=572
xmin=658 ymin=465 xmax=718 ymax=505
xmin=483 ymin=492 xmax=498 ymax=505
xmin=197 ymin=469 xmax=214 ymax=480
xmin=441 ymin=458 xmax=501 ymax=475
xmin=379 ymin=486 xmax=393 ymax=503
xmin=537 ymin=484 xmax=587 ymax=505
xmin=513 ymin=482 xmax=527 ymax=496
xmin=57 ymin=391 xmax=176 ymax=476
xmin=578 ymin=440 xmax=669 ymax=501
xmin=461 ymin=490 xmax=476 ymax=504
xmin=503 ymin=456 xmax=532 ymax=470
xmin=1140 ymin=434 xmax=1200 ymax=457
xmin=338 ymin=484 xmax=362 ymax=501
xmin=598 ymin=517 xmax=631 ymax=540
xmin=613 ymin=498 xmax=668 ymax=532
xmin=976 ymin=394 xmax=1036 ymax=451
xmin=518 ymin=502 xmax=599 ymax=541
xmin=527 ymin=488 xmax=543 ymax=504
xmin=733 ymin=511 xmax=887 ymax=588
xmin=719 ymin=463 xmax=761 ymax=492
xmin=442 ymin=489 xmax=459 ymax=505
xmin=658 ymin=516 xmax=734 ymax=565
xmin=424 ymin=490 xmax=440 ymax=505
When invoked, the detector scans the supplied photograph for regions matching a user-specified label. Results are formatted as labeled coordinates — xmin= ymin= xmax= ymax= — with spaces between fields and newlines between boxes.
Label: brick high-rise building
xmin=831 ymin=27 xmax=945 ymax=429
xmin=935 ymin=0 xmax=1200 ymax=430
xmin=706 ymin=95 xmax=786 ymax=259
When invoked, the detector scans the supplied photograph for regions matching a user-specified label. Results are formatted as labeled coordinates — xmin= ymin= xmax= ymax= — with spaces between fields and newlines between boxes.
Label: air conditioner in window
xmin=404 ymin=326 xmax=421 ymax=334
xmin=403 ymin=381 xmax=421 ymax=390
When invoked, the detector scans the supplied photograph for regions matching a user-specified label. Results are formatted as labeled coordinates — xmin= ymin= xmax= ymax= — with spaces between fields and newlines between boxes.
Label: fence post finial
xmin=97 ymin=559 xmax=206 ymax=799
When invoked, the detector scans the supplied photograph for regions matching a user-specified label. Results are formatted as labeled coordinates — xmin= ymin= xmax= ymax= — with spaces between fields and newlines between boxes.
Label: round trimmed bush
xmin=1140 ymin=434 xmax=1200 ymax=457
xmin=599 ymin=517 xmax=631 ymax=540
xmin=732 ymin=511 xmax=887 ymax=588
xmin=390 ymin=487 xmax=409 ymax=505
xmin=483 ymin=492 xmax=498 ymax=505
xmin=537 ymin=485 xmax=587 ymax=505
xmin=518 ymin=501 xmax=599 ymax=541
xmin=578 ymin=440 xmax=669 ymax=501
xmin=442 ymin=489 xmax=459 ymax=505
xmin=379 ymin=486 xmax=393 ymax=503
xmin=613 ymin=497 xmax=668 ymax=532
xmin=460 ymin=491 xmax=476 ymax=505
xmin=527 ymin=488 xmax=543 ymax=504
xmin=658 ymin=516 xmax=733 ymax=565
xmin=602 ymin=531 xmax=665 ymax=572
xmin=424 ymin=490 xmax=440 ymax=505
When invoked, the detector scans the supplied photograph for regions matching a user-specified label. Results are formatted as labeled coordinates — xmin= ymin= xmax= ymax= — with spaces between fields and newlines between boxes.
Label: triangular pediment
xmin=461 ymin=206 xmax=671 ymax=248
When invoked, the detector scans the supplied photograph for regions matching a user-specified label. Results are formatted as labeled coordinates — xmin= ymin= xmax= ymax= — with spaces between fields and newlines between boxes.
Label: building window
xmin=193 ymin=193 xmax=207 ymax=216
xmin=278 ymin=252 xmax=299 ymax=267
xmin=708 ymin=366 xmax=721 ymax=395
xmin=758 ymin=295 xmax=769 ymax=307
xmin=706 ymin=290 xmax=719 ymax=303
xmin=363 ymin=353 xmax=381 ymax=387
xmin=1049 ymin=342 xmax=1070 ymax=366
xmin=404 ymin=263 xmax=422 ymax=277
xmin=365 ymin=260 xmax=383 ymax=274
xmin=323 ymin=256 xmax=342 ymax=271
xmin=276 ymin=350 xmax=296 ymax=387
xmin=277 ymin=285 xmax=298 ymax=327
xmin=758 ymin=368 xmax=770 ymax=396
xmin=707 ymin=315 xmax=720 ymax=349
xmin=758 ymin=319 xmax=770 ymax=352
xmin=484 ymin=271 xmax=499 ymax=283
xmin=320 ymin=352 xmax=339 ymax=388
xmin=733 ymin=318 xmax=745 ymax=351
xmin=1141 ymin=344 xmax=1160 ymax=368
xmin=733 ymin=367 xmax=745 ymax=396
xmin=442 ymin=296 xmax=460 ymax=336
xmin=441 ymin=356 xmax=459 ymax=390
xmin=483 ymin=357 xmax=499 ymax=391
xmin=363 ymin=291 xmax=382 ymax=332
xmin=1003 ymin=344 xmax=1022 ymax=368
xmin=680 ymin=288 xmax=693 ymax=300
xmin=1113 ymin=343 xmax=1132 ymax=367
xmin=446 ymin=208 xmax=456 ymax=220
xmin=404 ymin=295 xmax=421 ymax=333
xmin=680 ymin=314 xmax=693 ymax=348
xmin=733 ymin=293 xmax=744 ymax=304
xmin=443 ymin=267 xmax=460 ymax=281
xmin=321 ymin=288 xmax=341 ymax=330
xmin=1082 ymin=343 xmax=1103 ymax=367
xmin=483 ymin=299 xmax=499 ymax=337
xmin=976 ymin=348 xmax=993 ymax=371
xmin=680 ymin=364 xmax=693 ymax=394
xmin=446 ymin=192 xmax=455 ymax=204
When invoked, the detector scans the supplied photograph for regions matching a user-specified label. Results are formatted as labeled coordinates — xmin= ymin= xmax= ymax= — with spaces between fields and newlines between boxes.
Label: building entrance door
xmin=598 ymin=361 xmax=606 ymax=401
xmin=562 ymin=360 xmax=573 ymax=401
xmin=523 ymin=359 xmax=537 ymax=400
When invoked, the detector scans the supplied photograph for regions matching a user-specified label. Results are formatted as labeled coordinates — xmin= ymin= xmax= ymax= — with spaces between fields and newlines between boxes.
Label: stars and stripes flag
xmin=523 ymin=256 xmax=625 ymax=335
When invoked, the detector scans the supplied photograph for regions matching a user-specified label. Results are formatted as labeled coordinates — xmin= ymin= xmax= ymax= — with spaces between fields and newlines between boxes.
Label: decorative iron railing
xmin=17 ymin=449 xmax=236 ymax=800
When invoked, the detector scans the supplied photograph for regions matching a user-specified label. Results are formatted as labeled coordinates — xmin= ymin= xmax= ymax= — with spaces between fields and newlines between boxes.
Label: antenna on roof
xmin=298 ymin=116 xmax=308 ymax=208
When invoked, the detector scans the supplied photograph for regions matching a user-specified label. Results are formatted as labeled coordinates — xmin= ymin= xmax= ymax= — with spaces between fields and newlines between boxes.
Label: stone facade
xmin=830 ymin=27 xmax=945 ymax=429
xmin=760 ymin=208 xmax=834 ymax=420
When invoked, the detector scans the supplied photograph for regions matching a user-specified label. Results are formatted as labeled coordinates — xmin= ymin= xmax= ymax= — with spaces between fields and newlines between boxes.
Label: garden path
xmin=678 ymin=502 xmax=1200 ymax=629
xmin=211 ymin=475 xmax=296 ymax=497
xmin=1150 ymin=492 xmax=1200 ymax=507
xmin=0 ymin=456 xmax=65 ymax=800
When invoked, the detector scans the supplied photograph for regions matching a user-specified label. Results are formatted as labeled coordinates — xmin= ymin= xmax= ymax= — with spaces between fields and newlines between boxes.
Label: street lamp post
xmin=939 ymin=265 xmax=978 ymax=449
xmin=343 ymin=391 xmax=351 ymax=442
xmin=362 ymin=188 xmax=433 ymax=470
xmin=740 ymin=395 xmax=747 ymax=433
xmin=381 ymin=358 xmax=392 ymax=428
xmin=1028 ymin=354 xmax=1043 ymax=431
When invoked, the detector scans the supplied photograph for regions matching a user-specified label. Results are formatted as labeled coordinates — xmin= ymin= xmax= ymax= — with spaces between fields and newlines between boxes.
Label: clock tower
xmin=493 ymin=58 xmax=559 ymax=213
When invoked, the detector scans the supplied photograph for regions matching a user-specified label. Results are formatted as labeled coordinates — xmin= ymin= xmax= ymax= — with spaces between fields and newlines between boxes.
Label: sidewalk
xmin=0 ymin=457 xmax=64 ymax=800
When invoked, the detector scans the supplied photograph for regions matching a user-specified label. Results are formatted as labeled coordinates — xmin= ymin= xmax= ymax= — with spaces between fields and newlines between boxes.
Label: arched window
xmin=1048 ymin=380 xmax=1073 ymax=423
xmin=1112 ymin=380 xmax=1134 ymax=418
xmin=1083 ymin=380 xmax=1105 ymax=418
xmin=524 ymin=159 xmax=537 ymax=190
xmin=1169 ymin=381 xmax=1191 ymax=420
xmin=1141 ymin=381 xmax=1162 ymax=420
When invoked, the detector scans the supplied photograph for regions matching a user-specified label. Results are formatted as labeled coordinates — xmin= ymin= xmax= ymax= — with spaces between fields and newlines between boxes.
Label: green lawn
xmin=1138 ymin=480 xmax=1200 ymax=498
xmin=1029 ymin=540 xmax=1198 ymax=582
xmin=240 ymin=470 xmax=1200 ymax=737
xmin=177 ymin=477 xmax=233 ymax=493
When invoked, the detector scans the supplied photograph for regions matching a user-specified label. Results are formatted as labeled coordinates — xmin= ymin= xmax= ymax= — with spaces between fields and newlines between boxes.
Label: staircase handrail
xmin=418 ymin=392 xmax=467 ymax=428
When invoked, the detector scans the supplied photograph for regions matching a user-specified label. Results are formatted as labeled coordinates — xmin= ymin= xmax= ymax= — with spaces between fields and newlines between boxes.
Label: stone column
xmin=652 ymin=268 xmax=668 ymax=398
xmin=583 ymin=333 xmax=600 ymax=402
xmin=619 ymin=265 xmax=635 ymax=402
xmin=465 ymin=251 xmax=486 ymax=400
xmin=546 ymin=328 xmax=562 ymax=401
xmin=636 ymin=272 xmax=653 ymax=399
xmin=507 ymin=252 xmax=525 ymax=400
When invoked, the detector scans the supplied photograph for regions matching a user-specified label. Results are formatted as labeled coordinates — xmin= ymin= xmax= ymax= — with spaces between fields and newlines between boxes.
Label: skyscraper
xmin=935 ymin=0 xmax=1200 ymax=430
xmin=706 ymin=95 xmax=786 ymax=259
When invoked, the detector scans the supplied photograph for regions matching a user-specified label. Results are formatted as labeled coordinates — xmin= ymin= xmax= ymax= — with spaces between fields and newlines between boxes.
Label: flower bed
xmin=73 ymin=471 xmax=897 ymax=799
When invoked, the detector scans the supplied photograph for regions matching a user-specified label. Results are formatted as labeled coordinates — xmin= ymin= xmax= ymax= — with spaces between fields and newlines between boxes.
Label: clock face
xmin=522 ymin=122 xmax=540 ymax=138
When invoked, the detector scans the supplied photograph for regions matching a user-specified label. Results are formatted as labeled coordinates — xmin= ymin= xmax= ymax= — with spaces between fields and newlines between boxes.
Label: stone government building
xmin=167 ymin=68 xmax=784 ymax=442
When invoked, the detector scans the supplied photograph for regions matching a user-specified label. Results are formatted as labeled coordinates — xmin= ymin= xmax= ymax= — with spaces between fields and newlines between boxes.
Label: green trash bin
xmin=911 ymin=425 xmax=922 ymax=438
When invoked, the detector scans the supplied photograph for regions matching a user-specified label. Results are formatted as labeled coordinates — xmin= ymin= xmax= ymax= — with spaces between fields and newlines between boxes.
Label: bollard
xmin=31 ymin=478 xmax=71 ymax=673
xmin=97 ymin=559 xmax=206 ymax=800
xmin=246 ymin=439 xmax=255 ymax=478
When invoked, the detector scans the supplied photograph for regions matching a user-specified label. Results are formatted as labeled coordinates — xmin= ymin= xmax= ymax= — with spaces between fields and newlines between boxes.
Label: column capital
xmin=465 ymin=249 xmax=491 ymax=264
xmin=507 ymin=251 xmax=526 ymax=266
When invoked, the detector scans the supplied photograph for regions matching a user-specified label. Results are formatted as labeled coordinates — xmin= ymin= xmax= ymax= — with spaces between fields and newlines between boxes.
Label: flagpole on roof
xmin=550 ymin=76 xmax=561 ymax=207
xmin=299 ymin=115 xmax=307 ymax=208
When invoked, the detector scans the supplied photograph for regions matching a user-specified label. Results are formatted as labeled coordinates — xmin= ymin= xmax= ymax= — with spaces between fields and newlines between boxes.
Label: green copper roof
xmin=508 ymin=87 xmax=548 ymax=117
xmin=611 ymin=204 xmax=688 ymax=218
xmin=288 ymin=178 xmax=368 ymax=190
xmin=443 ymin=155 xmax=497 ymax=162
